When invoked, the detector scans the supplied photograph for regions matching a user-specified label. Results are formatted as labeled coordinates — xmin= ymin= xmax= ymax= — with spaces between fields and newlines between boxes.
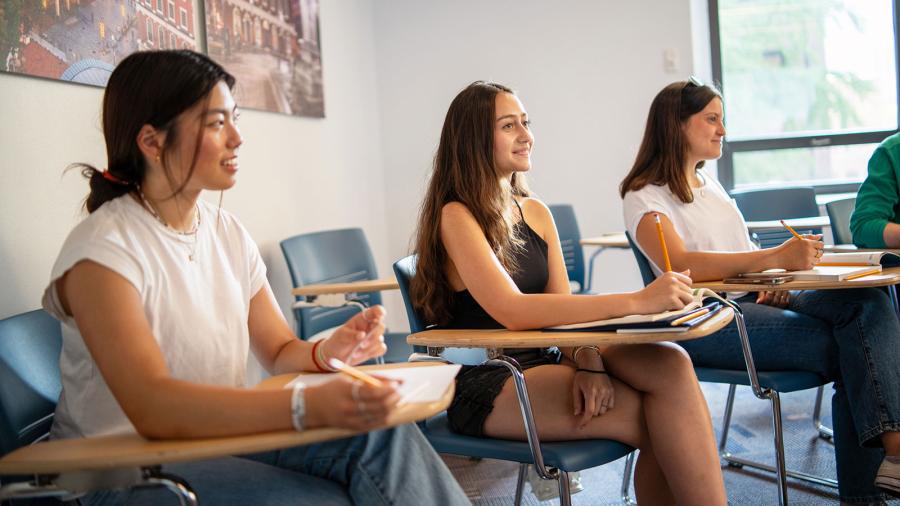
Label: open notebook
xmin=545 ymin=289 xmax=727 ymax=333
xmin=285 ymin=364 xmax=461 ymax=404
xmin=741 ymin=251 xmax=900 ymax=282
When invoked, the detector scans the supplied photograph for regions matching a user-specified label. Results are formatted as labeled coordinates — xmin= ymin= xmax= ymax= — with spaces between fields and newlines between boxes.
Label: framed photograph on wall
xmin=0 ymin=0 xmax=200 ymax=87
xmin=204 ymin=0 xmax=324 ymax=117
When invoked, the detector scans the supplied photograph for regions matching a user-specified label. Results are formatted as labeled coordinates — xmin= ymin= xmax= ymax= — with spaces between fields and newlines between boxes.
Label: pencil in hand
xmin=328 ymin=358 xmax=383 ymax=387
xmin=779 ymin=219 xmax=803 ymax=240
xmin=654 ymin=213 xmax=672 ymax=272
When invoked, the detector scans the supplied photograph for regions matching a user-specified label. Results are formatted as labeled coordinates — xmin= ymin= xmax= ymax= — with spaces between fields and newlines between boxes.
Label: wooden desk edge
xmin=0 ymin=364 xmax=451 ymax=475
xmin=407 ymin=307 xmax=734 ymax=348
xmin=291 ymin=278 xmax=399 ymax=297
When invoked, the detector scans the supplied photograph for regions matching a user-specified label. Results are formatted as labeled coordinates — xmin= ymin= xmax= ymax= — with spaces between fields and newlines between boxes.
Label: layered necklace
xmin=138 ymin=188 xmax=201 ymax=262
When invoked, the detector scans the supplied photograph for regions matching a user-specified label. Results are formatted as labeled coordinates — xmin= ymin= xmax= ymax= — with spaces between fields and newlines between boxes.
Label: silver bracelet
xmin=290 ymin=382 xmax=307 ymax=431
xmin=573 ymin=345 xmax=601 ymax=364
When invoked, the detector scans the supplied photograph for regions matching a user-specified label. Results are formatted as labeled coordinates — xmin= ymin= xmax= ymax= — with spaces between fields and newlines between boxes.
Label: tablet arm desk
xmin=0 ymin=364 xmax=451 ymax=505
xmin=406 ymin=308 xmax=735 ymax=502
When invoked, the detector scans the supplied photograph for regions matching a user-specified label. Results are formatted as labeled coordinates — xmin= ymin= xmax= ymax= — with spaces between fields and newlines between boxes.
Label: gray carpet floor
xmin=442 ymin=382 xmax=900 ymax=505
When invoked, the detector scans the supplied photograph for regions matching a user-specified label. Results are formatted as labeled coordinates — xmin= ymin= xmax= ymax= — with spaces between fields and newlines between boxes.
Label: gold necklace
xmin=138 ymin=189 xmax=201 ymax=261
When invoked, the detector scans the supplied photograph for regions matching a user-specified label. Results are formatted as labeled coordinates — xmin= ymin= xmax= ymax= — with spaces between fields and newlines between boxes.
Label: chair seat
xmin=423 ymin=412 xmax=633 ymax=472
xmin=696 ymin=367 xmax=826 ymax=393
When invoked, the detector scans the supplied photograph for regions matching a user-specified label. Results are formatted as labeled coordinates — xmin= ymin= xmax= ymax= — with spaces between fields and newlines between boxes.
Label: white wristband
xmin=290 ymin=383 xmax=307 ymax=432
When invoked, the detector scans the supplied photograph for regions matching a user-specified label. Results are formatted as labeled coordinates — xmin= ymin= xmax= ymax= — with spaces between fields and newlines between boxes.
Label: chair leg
xmin=813 ymin=385 xmax=834 ymax=441
xmin=620 ymin=451 xmax=636 ymax=505
xmin=718 ymin=384 xmax=738 ymax=463
xmin=513 ymin=463 xmax=527 ymax=506
xmin=557 ymin=470 xmax=572 ymax=506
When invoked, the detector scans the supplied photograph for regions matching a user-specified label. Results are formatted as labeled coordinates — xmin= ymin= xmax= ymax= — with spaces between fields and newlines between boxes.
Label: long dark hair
xmin=73 ymin=50 xmax=235 ymax=213
xmin=410 ymin=81 xmax=530 ymax=325
xmin=619 ymin=80 xmax=722 ymax=203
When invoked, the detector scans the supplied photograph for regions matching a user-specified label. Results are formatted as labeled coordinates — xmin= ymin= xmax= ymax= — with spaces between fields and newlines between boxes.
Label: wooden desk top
xmin=292 ymin=278 xmax=399 ymax=297
xmin=694 ymin=266 xmax=900 ymax=292
xmin=0 ymin=363 xmax=450 ymax=475
xmin=407 ymin=307 xmax=733 ymax=349
xmin=580 ymin=232 xmax=629 ymax=249
xmin=745 ymin=216 xmax=831 ymax=232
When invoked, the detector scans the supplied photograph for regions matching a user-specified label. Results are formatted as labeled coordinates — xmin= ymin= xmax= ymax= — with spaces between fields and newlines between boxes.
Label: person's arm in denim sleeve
xmin=851 ymin=145 xmax=900 ymax=248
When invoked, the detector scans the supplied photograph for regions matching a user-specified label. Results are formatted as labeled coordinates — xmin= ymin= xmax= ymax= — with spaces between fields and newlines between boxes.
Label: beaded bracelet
xmin=311 ymin=341 xmax=328 ymax=372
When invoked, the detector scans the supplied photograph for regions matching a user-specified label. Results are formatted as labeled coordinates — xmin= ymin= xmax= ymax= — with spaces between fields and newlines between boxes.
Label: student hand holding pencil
xmin=634 ymin=213 xmax=695 ymax=313
xmin=775 ymin=220 xmax=824 ymax=271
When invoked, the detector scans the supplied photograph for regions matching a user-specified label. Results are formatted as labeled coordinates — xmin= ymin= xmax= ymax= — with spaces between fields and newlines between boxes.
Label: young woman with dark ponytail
xmin=43 ymin=50 xmax=469 ymax=505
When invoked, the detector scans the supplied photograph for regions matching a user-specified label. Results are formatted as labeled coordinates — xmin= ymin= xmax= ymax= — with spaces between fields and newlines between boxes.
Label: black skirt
xmin=446 ymin=347 xmax=562 ymax=437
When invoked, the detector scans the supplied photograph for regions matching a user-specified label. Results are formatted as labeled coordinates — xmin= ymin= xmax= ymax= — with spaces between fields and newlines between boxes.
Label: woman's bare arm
xmin=441 ymin=201 xmax=692 ymax=330
xmin=634 ymin=212 xmax=819 ymax=282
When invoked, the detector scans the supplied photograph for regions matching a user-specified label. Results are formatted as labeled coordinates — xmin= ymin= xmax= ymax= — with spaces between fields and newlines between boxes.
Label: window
xmin=146 ymin=19 xmax=153 ymax=43
xmin=168 ymin=1 xmax=175 ymax=19
xmin=170 ymin=33 xmax=177 ymax=48
xmin=156 ymin=0 xmax=163 ymax=13
xmin=710 ymin=0 xmax=900 ymax=192
xmin=159 ymin=26 xmax=166 ymax=48
xmin=179 ymin=8 xmax=188 ymax=29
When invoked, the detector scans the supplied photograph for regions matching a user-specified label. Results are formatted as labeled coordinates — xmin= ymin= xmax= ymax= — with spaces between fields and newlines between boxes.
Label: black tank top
xmin=443 ymin=201 xmax=551 ymax=361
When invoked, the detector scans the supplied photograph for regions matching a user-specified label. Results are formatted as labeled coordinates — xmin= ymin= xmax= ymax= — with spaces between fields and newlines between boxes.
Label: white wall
xmin=1 ymin=1 xmax=704 ymax=333
xmin=373 ymin=0 xmax=697 ymax=300
xmin=0 ymin=0 xmax=394 ymax=329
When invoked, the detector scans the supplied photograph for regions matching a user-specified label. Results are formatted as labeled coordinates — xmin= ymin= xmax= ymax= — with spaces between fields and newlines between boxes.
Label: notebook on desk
xmin=285 ymin=364 xmax=461 ymax=404
xmin=818 ymin=251 xmax=900 ymax=267
xmin=787 ymin=265 xmax=882 ymax=281
xmin=544 ymin=289 xmax=725 ymax=333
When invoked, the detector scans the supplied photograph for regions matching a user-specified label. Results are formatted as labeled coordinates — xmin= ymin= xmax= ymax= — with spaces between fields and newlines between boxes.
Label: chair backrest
xmin=624 ymin=231 xmax=657 ymax=287
xmin=393 ymin=255 xmax=487 ymax=364
xmin=825 ymin=197 xmax=856 ymax=245
xmin=730 ymin=187 xmax=822 ymax=248
xmin=0 ymin=310 xmax=62 ymax=456
xmin=280 ymin=228 xmax=382 ymax=340
xmin=548 ymin=204 xmax=586 ymax=293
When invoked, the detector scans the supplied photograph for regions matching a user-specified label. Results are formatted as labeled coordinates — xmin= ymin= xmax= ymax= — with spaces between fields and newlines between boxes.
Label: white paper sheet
xmin=285 ymin=364 xmax=461 ymax=404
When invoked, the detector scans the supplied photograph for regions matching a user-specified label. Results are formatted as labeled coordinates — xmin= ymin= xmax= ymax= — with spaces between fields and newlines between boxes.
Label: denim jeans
xmin=79 ymin=424 xmax=470 ymax=505
xmin=680 ymin=288 xmax=900 ymax=503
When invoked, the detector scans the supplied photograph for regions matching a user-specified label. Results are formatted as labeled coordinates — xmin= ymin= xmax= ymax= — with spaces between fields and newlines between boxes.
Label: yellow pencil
xmin=780 ymin=219 xmax=803 ymax=240
xmin=654 ymin=213 xmax=672 ymax=272
xmin=671 ymin=307 xmax=710 ymax=327
xmin=844 ymin=267 xmax=882 ymax=281
xmin=327 ymin=358 xmax=383 ymax=387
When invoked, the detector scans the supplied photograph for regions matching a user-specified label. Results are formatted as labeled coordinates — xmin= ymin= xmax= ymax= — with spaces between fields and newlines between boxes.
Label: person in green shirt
xmin=851 ymin=132 xmax=900 ymax=248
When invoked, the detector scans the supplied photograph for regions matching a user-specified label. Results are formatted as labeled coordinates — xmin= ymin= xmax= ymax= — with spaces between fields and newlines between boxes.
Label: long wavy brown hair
xmin=410 ymin=81 xmax=531 ymax=326
xmin=619 ymin=80 xmax=722 ymax=203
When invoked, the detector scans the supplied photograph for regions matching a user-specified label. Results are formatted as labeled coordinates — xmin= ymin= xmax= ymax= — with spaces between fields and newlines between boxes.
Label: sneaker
xmin=526 ymin=465 xmax=584 ymax=502
xmin=876 ymin=456 xmax=900 ymax=497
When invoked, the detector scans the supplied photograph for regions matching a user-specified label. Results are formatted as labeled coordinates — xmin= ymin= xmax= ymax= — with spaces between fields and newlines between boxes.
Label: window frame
xmin=708 ymin=0 xmax=900 ymax=194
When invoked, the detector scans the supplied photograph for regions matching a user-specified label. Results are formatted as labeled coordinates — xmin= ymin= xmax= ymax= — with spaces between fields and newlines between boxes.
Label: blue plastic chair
xmin=825 ymin=197 xmax=856 ymax=246
xmin=547 ymin=204 xmax=593 ymax=294
xmin=731 ymin=187 xmax=823 ymax=248
xmin=280 ymin=228 xmax=412 ymax=363
xmin=0 ymin=310 xmax=196 ymax=503
xmin=624 ymin=233 xmax=836 ymax=505
xmin=393 ymin=255 xmax=635 ymax=506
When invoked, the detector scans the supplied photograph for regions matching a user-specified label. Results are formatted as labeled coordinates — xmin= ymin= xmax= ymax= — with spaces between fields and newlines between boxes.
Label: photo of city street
xmin=1 ymin=1 xmax=198 ymax=87
xmin=205 ymin=0 xmax=323 ymax=117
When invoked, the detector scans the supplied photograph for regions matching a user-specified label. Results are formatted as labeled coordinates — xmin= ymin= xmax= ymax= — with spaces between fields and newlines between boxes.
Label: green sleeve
xmin=851 ymin=144 xmax=900 ymax=248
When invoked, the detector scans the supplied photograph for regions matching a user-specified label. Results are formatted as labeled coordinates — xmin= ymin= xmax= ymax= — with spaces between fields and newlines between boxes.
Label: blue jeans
xmin=80 ymin=424 xmax=470 ymax=505
xmin=680 ymin=288 xmax=900 ymax=503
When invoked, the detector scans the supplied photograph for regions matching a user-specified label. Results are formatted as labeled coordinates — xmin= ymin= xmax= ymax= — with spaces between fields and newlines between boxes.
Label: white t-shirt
xmin=622 ymin=169 xmax=756 ymax=277
xmin=42 ymin=195 xmax=266 ymax=439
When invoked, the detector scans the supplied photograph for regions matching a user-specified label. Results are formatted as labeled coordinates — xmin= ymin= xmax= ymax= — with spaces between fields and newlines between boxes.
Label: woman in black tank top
xmin=410 ymin=82 xmax=727 ymax=505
